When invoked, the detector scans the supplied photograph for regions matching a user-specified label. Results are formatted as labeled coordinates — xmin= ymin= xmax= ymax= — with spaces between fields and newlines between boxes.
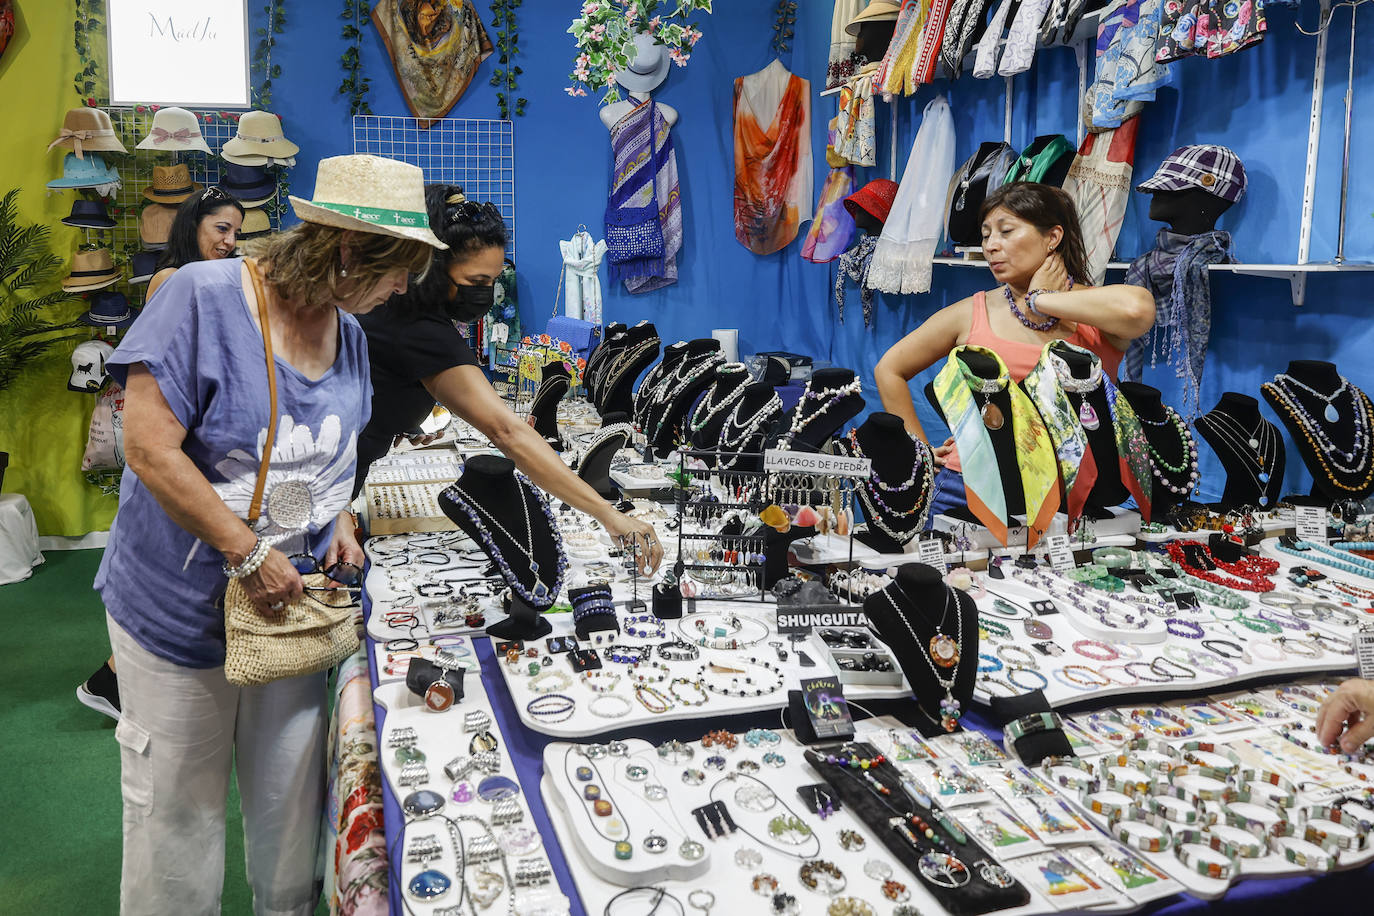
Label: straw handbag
xmin=222 ymin=261 xmax=360 ymax=687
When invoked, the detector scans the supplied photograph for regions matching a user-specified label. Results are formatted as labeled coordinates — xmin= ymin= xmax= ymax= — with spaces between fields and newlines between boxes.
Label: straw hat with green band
xmin=288 ymin=154 xmax=448 ymax=250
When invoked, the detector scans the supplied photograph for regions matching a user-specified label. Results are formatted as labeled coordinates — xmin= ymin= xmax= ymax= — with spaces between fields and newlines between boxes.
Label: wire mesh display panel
xmin=76 ymin=108 xmax=289 ymax=275
xmin=351 ymin=115 xmax=515 ymax=259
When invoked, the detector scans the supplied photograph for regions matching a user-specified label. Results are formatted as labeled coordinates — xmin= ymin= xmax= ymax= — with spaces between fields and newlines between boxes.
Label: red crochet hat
xmin=844 ymin=179 xmax=899 ymax=227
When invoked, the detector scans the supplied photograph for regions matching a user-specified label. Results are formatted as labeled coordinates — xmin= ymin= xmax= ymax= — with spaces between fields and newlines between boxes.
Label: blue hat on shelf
xmin=47 ymin=152 xmax=121 ymax=191
xmin=80 ymin=290 xmax=137 ymax=329
xmin=216 ymin=162 xmax=276 ymax=207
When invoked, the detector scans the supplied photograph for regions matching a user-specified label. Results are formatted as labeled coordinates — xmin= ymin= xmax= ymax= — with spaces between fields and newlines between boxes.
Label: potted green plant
xmin=566 ymin=0 xmax=712 ymax=102
xmin=0 ymin=188 xmax=84 ymax=490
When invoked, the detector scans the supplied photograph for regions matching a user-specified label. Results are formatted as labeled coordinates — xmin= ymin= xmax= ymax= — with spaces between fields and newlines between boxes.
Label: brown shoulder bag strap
xmin=245 ymin=259 xmax=279 ymax=526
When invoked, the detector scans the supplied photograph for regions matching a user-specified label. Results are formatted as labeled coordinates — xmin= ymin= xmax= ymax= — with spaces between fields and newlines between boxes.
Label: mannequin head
xmin=1147 ymin=188 xmax=1234 ymax=235
xmin=854 ymin=20 xmax=896 ymax=60
xmin=979 ymin=182 xmax=1091 ymax=291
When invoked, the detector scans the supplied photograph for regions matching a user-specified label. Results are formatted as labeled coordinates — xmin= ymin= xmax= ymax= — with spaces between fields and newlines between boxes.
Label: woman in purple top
xmin=95 ymin=155 xmax=445 ymax=916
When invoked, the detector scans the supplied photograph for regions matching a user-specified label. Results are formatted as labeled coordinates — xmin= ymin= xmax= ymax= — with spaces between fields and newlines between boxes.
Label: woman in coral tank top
xmin=874 ymin=182 xmax=1156 ymax=518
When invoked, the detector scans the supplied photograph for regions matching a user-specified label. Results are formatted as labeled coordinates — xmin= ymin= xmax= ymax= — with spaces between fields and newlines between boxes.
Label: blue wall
xmin=266 ymin=1 xmax=1372 ymax=503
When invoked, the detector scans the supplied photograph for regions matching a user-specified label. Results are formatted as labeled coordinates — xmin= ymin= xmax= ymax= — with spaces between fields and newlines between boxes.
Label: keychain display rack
xmin=675 ymin=450 xmax=771 ymax=601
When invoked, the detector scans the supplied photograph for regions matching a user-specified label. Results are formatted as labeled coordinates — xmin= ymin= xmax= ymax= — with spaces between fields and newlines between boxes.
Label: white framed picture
xmin=107 ymin=0 xmax=251 ymax=108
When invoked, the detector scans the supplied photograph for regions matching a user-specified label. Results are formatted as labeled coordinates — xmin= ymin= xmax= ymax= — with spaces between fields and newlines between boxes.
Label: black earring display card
xmin=805 ymin=743 xmax=1030 ymax=915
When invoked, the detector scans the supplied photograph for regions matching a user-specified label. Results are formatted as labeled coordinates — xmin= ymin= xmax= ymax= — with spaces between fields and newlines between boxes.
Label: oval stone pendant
xmin=1024 ymin=618 xmax=1053 ymax=640
xmin=408 ymin=869 xmax=452 ymax=900
xmin=930 ymin=634 xmax=960 ymax=668
xmin=981 ymin=401 xmax=1005 ymax=430
xmin=1325 ymin=403 xmax=1340 ymax=422
xmin=424 ymin=679 xmax=456 ymax=712
xmin=1079 ymin=400 xmax=1100 ymax=431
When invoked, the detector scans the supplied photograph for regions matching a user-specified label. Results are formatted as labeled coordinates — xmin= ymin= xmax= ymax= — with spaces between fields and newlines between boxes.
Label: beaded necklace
xmin=440 ymin=474 xmax=567 ymax=606
xmin=883 ymin=584 xmax=964 ymax=731
xmin=1164 ymin=540 xmax=1276 ymax=593
xmin=836 ymin=435 xmax=934 ymax=538
xmin=688 ymin=367 xmax=749 ymax=433
xmin=649 ymin=353 xmax=727 ymax=439
xmin=777 ymin=377 xmax=863 ymax=449
xmin=1004 ymin=284 xmax=1058 ymax=332
xmin=1281 ymin=539 xmax=1374 ymax=581
xmin=1262 ymin=377 xmax=1374 ymax=490
xmin=1139 ymin=407 xmax=1199 ymax=496
xmin=716 ymin=392 xmax=783 ymax=469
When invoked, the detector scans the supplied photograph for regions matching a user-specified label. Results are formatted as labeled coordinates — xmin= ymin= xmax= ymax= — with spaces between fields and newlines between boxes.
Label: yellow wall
xmin=0 ymin=0 xmax=120 ymax=535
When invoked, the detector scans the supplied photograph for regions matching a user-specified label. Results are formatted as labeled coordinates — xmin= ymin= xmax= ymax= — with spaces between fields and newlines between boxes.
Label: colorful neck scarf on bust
xmin=1024 ymin=341 xmax=1154 ymax=523
xmin=933 ymin=346 xmax=1059 ymax=547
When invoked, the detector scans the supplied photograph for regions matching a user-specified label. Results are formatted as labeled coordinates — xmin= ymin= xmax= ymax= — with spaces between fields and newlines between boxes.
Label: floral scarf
xmin=933 ymin=346 xmax=1060 ymax=547
xmin=1025 ymin=342 xmax=1154 ymax=523
xmin=834 ymin=234 xmax=879 ymax=326
xmin=734 ymin=64 xmax=812 ymax=255
xmin=802 ymin=167 xmax=856 ymax=264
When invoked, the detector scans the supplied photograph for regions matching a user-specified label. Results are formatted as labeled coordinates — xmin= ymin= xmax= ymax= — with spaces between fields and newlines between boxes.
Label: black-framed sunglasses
xmin=447 ymin=199 xmax=501 ymax=223
xmin=289 ymin=553 xmax=362 ymax=590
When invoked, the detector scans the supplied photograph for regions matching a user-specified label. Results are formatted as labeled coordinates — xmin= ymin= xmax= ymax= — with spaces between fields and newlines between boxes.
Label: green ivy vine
xmin=252 ymin=0 xmax=287 ymax=108
xmin=489 ymin=0 xmax=526 ymax=119
xmin=73 ymin=0 xmax=105 ymax=105
xmin=339 ymin=0 xmax=373 ymax=116
xmin=772 ymin=0 xmax=797 ymax=54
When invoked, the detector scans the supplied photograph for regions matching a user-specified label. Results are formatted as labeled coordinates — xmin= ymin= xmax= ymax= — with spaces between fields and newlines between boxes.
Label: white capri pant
xmin=107 ymin=613 xmax=327 ymax=916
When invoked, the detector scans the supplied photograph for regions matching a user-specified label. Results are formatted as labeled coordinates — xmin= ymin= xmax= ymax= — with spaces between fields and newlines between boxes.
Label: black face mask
xmin=443 ymin=282 xmax=495 ymax=323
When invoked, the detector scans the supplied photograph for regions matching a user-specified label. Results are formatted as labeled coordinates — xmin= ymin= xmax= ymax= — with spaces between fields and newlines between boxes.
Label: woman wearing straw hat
xmin=76 ymin=186 xmax=247 ymax=724
xmin=93 ymin=154 xmax=443 ymax=915
xmin=351 ymin=185 xmax=665 ymax=573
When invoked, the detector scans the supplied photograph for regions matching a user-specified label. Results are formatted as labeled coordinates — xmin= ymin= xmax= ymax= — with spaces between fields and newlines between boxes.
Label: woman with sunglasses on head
xmin=94 ymin=155 xmax=444 ymax=915
xmin=353 ymin=186 xmax=664 ymax=573
xmin=77 ymin=187 xmax=247 ymax=722
xmin=874 ymin=182 xmax=1156 ymax=519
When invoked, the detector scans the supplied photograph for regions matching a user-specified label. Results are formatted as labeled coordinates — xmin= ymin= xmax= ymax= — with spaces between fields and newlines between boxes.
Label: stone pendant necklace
xmin=1051 ymin=350 xmax=1104 ymax=431
xmin=885 ymin=584 xmax=964 ymax=732
xmin=970 ymin=374 xmax=1008 ymax=431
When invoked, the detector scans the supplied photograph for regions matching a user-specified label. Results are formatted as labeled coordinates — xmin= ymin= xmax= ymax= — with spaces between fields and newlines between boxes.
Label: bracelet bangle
xmin=223 ymin=537 xmax=268 ymax=579
xmin=1173 ymin=829 xmax=1241 ymax=879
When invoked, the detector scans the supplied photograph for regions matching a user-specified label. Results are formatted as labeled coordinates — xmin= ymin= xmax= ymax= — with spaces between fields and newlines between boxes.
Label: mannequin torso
xmin=601 ymin=91 xmax=679 ymax=130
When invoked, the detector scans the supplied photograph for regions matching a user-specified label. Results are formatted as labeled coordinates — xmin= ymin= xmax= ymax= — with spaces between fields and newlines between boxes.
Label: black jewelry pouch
xmin=406 ymin=658 xmax=466 ymax=704
xmin=652 ymin=582 xmax=683 ymax=619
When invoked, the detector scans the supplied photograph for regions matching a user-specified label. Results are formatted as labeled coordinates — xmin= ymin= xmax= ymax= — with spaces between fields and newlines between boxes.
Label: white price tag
xmin=1296 ymin=506 xmax=1328 ymax=544
xmin=1046 ymin=534 xmax=1075 ymax=571
xmin=917 ymin=538 xmax=946 ymax=568
xmin=1358 ymin=626 xmax=1374 ymax=681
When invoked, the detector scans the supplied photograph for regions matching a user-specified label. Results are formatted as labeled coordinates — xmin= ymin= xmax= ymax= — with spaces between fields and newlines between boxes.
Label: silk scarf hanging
xmin=1023 ymin=343 xmax=1100 ymax=528
xmin=933 ymin=346 xmax=1060 ymax=547
xmin=372 ymin=0 xmax=493 ymax=124
xmin=802 ymin=167 xmax=856 ymax=264
xmin=607 ymin=100 xmax=683 ymax=293
xmin=1063 ymin=116 xmax=1139 ymax=285
xmin=834 ymin=234 xmax=879 ymax=326
xmin=734 ymin=63 xmax=812 ymax=255
xmin=559 ymin=229 xmax=607 ymax=323
xmin=869 ymin=95 xmax=955 ymax=295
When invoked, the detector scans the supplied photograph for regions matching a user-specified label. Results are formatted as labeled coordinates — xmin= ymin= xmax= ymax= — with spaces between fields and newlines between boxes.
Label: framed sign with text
xmin=107 ymin=0 xmax=251 ymax=107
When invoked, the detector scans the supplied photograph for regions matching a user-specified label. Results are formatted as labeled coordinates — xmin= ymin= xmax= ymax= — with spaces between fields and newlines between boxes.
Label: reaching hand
xmin=604 ymin=512 xmax=664 ymax=576
xmin=1316 ymin=678 xmax=1374 ymax=753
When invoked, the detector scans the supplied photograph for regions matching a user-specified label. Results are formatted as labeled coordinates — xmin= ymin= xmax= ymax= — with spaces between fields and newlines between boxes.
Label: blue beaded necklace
xmin=1278 ymin=539 xmax=1374 ymax=581
xmin=441 ymin=473 xmax=568 ymax=606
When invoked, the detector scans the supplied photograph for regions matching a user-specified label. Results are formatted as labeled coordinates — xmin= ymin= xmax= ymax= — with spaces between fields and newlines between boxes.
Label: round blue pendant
xmin=402 ymin=789 xmax=445 ymax=817
xmin=477 ymin=774 xmax=521 ymax=802
xmin=408 ymin=868 xmax=452 ymax=900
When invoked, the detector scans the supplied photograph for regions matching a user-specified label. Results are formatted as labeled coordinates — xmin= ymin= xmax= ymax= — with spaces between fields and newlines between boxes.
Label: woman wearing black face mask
xmin=353 ymin=186 xmax=664 ymax=573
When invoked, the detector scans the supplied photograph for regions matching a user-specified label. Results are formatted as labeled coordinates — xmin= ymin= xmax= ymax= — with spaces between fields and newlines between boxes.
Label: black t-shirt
xmin=352 ymin=306 xmax=480 ymax=495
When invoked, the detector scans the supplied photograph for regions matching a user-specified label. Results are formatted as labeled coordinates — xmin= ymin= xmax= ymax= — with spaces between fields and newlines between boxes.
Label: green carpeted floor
xmin=0 ymin=549 xmax=328 ymax=914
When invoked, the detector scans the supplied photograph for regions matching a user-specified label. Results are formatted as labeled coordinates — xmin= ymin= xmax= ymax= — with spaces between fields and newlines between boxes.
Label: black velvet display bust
xmin=687 ymin=362 xmax=751 ymax=453
xmin=583 ymin=321 xmax=627 ymax=397
xmin=774 ymin=368 xmax=865 ymax=452
xmin=1195 ymin=393 xmax=1285 ymax=510
xmin=643 ymin=338 xmax=724 ymax=456
xmin=1147 ymin=187 xmax=1233 ymax=236
xmin=438 ymin=455 xmax=559 ymax=640
xmin=1119 ymin=381 xmax=1196 ymax=517
xmin=864 ymin=563 xmax=978 ymax=738
xmin=528 ymin=361 xmax=570 ymax=450
xmin=924 ymin=349 xmax=1025 ymax=522
xmin=1051 ymin=343 xmax=1127 ymax=513
xmin=835 ymin=412 xmax=932 ymax=553
xmin=712 ymin=382 xmax=784 ymax=472
xmin=1262 ymin=360 xmax=1374 ymax=503
xmin=578 ymin=411 xmax=633 ymax=502
xmin=597 ymin=322 xmax=661 ymax=418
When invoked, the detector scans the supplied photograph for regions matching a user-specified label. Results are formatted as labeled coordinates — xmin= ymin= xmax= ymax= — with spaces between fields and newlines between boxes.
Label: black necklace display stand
xmin=583 ymin=321 xmax=627 ymax=397
xmin=774 ymin=368 xmax=865 ymax=452
xmin=687 ymin=363 xmax=751 ymax=453
xmin=924 ymin=350 xmax=1025 ymax=525
xmin=632 ymin=341 xmax=686 ymax=430
xmin=578 ymin=411 xmax=632 ymax=502
xmin=528 ymin=361 xmax=571 ymax=451
xmin=439 ymin=455 xmax=557 ymax=640
xmin=1195 ymin=393 xmax=1285 ymax=510
xmin=804 ymin=741 xmax=1030 ymax=916
xmin=864 ymin=563 xmax=978 ymax=738
xmin=711 ymin=383 xmax=783 ymax=473
xmin=1119 ymin=381 xmax=1195 ymax=518
xmin=1051 ymin=344 xmax=1127 ymax=518
xmin=837 ymin=411 xmax=933 ymax=554
xmin=1262 ymin=360 xmax=1374 ymax=503
xmin=597 ymin=322 xmax=661 ymax=418
xmin=644 ymin=338 xmax=723 ymax=457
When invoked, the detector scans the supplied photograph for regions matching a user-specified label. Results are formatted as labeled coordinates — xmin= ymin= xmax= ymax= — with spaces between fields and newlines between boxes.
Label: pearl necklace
xmin=648 ymin=353 xmax=727 ymax=438
xmin=777 ymin=377 xmax=862 ymax=449
xmin=689 ymin=367 xmax=750 ymax=432
xmin=717 ymin=392 xmax=784 ymax=469
xmin=1140 ymin=407 xmax=1199 ymax=496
